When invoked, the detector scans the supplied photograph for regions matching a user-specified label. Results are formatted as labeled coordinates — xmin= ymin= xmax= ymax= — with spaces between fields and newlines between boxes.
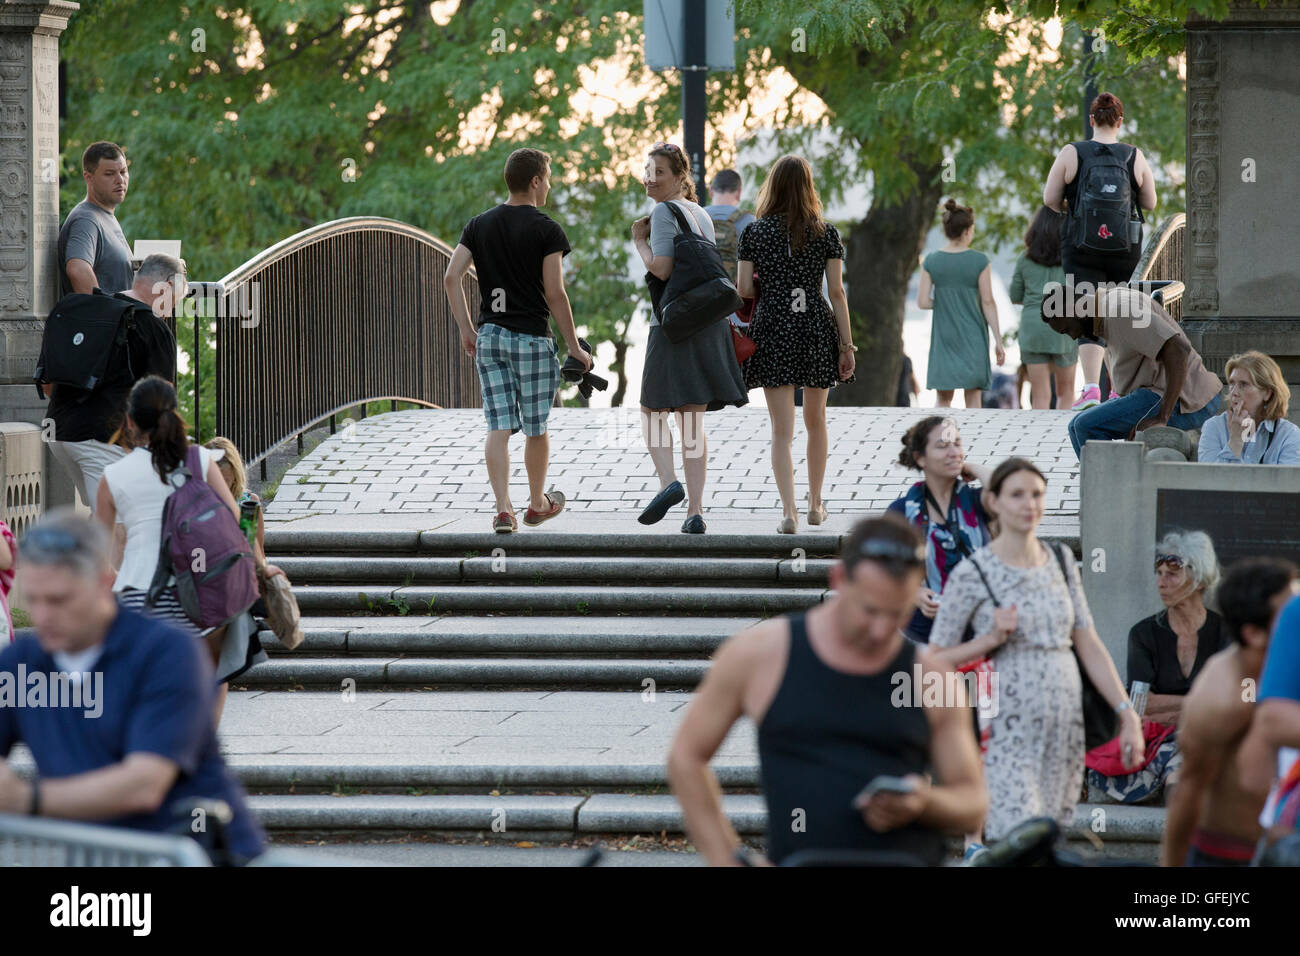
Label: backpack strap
xmin=726 ymin=208 xmax=746 ymax=224
xmin=183 ymin=443 xmax=202 ymax=483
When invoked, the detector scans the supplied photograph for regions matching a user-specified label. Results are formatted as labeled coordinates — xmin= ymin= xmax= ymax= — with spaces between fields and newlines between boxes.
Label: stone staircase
xmin=218 ymin=523 xmax=1164 ymax=860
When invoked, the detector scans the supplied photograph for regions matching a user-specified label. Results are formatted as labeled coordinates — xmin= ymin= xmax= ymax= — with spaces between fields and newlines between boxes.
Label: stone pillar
xmin=1183 ymin=2 xmax=1300 ymax=423
xmin=0 ymin=1 xmax=80 ymax=510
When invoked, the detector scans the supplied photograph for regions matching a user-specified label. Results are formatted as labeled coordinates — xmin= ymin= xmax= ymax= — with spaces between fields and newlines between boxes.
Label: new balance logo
xmin=1101 ymin=183 xmax=1118 ymax=193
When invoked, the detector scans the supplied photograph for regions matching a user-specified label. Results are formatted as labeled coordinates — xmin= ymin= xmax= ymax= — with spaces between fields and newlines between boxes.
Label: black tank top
xmin=757 ymin=611 xmax=944 ymax=865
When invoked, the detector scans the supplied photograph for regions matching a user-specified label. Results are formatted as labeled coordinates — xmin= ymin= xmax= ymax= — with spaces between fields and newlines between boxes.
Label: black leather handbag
xmin=648 ymin=201 xmax=743 ymax=344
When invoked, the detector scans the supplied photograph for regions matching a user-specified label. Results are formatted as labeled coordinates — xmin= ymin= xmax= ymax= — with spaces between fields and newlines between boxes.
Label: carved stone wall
xmin=1185 ymin=32 xmax=1219 ymax=317
xmin=0 ymin=1 xmax=80 ymax=513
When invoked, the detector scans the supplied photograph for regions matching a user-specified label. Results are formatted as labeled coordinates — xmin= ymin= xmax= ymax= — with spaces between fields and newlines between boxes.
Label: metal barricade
xmin=0 ymin=813 xmax=213 ymax=867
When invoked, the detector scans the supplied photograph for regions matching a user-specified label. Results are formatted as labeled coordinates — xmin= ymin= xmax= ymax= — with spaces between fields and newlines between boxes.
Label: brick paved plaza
xmin=268 ymin=406 xmax=1080 ymax=530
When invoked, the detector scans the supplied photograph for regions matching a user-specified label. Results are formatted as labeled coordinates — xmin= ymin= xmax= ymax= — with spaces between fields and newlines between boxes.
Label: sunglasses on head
xmin=1155 ymin=553 xmax=1185 ymax=571
xmin=855 ymin=538 xmax=926 ymax=569
xmin=21 ymin=527 xmax=83 ymax=554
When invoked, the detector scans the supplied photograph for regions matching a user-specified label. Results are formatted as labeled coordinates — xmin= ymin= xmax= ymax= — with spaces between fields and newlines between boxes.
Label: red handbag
xmin=731 ymin=323 xmax=756 ymax=363
xmin=732 ymin=272 xmax=759 ymax=364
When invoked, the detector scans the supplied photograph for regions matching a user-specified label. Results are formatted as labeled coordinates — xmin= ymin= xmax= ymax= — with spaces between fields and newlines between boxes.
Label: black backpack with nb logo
xmin=1068 ymin=140 xmax=1143 ymax=255
xmin=35 ymin=289 xmax=141 ymax=399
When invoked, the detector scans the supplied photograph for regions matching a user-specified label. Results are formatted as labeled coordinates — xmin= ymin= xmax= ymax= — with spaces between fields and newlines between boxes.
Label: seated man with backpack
xmin=40 ymin=253 xmax=181 ymax=511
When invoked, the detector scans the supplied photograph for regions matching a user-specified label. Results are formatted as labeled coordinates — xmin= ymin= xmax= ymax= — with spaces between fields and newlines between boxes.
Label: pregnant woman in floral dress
xmin=928 ymin=457 xmax=1144 ymax=842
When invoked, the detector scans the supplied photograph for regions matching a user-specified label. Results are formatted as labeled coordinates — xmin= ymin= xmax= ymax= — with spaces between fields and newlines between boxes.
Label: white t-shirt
xmin=103 ymin=445 xmax=225 ymax=592
xmin=53 ymin=645 xmax=104 ymax=685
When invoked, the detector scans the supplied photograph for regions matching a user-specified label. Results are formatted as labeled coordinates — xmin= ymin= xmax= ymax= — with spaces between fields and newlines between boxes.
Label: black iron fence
xmin=189 ymin=217 xmax=481 ymax=475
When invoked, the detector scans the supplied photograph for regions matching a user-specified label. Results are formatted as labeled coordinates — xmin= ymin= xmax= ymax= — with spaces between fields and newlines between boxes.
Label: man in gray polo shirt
xmin=57 ymin=141 xmax=134 ymax=298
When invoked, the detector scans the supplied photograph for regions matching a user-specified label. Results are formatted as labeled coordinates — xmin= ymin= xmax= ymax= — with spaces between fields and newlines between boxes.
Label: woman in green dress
xmin=1009 ymin=206 xmax=1078 ymax=408
xmin=917 ymin=199 xmax=1005 ymax=408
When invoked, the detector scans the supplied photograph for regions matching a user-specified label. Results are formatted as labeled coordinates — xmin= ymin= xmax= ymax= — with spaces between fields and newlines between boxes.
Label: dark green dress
xmin=924 ymin=249 xmax=991 ymax=391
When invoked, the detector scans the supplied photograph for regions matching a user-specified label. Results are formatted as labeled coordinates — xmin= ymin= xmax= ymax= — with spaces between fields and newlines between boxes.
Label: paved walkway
xmin=267 ymin=407 xmax=1080 ymax=529
xmin=219 ymin=690 xmax=756 ymax=765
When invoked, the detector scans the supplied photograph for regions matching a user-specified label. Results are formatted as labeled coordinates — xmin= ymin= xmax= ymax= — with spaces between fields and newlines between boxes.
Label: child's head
xmin=204 ymin=436 xmax=245 ymax=497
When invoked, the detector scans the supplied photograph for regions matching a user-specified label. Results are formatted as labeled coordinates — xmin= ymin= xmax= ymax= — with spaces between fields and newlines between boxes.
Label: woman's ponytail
xmin=126 ymin=375 xmax=189 ymax=482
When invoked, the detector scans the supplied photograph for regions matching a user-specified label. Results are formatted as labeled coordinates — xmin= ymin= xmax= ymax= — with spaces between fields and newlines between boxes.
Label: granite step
xmin=256 ymin=615 xmax=756 ymax=655
xmin=236 ymin=656 xmax=711 ymax=688
xmin=247 ymin=792 xmax=1164 ymax=855
xmin=290 ymin=584 xmax=827 ymax=616
xmin=271 ymin=555 xmax=836 ymax=586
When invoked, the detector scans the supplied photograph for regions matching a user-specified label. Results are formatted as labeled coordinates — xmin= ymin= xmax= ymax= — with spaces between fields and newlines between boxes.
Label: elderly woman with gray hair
xmin=1126 ymin=530 xmax=1230 ymax=725
xmin=1088 ymin=531 xmax=1231 ymax=804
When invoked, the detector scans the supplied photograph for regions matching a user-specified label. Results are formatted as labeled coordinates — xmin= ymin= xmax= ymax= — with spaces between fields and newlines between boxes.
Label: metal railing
xmin=1132 ymin=213 xmax=1185 ymax=321
xmin=192 ymin=217 xmax=483 ymax=475
xmin=0 ymin=813 xmax=212 ymax=866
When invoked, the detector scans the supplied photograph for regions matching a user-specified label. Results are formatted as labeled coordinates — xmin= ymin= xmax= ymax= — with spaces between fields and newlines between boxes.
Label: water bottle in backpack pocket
xmin=147 ymin=444 xmax=260 ymax=629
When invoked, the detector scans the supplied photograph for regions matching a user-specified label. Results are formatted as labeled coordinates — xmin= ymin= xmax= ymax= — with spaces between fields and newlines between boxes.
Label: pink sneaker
xmin=1107 ymin=390 xmax=1120 ymax=401
xmin=1071 ymin=385 xmax=1101 ymax=411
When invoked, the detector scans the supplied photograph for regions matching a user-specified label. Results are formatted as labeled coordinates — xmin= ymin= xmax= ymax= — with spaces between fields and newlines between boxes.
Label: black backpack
xmin=1068 ymin=141 xmax=1142 ymax=255
xmin=35 ymin=290 xmax=140 ymax=399
xmin=654 ymin=201 xmax=744 ymax=344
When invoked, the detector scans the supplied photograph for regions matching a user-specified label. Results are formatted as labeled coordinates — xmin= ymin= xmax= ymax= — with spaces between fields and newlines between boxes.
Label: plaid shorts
xmin=475 ymin=322 xmax=561 ymax=437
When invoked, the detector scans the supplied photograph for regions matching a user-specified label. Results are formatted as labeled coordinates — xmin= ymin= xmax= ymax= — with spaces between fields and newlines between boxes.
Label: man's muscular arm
xmin=1161 ymin=666 xmax=1244 ymax=866
xmin=667 ymin=625 xmax=770 ymax=866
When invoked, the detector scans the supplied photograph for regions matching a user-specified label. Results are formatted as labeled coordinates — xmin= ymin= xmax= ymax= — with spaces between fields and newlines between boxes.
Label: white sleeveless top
xmin=103 ymin=445 xmax=225 ymax=592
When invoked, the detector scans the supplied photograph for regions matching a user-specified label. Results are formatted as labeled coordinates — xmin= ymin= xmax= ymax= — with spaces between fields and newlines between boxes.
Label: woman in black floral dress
xmin=737 ymin=155 xmax=855 ymax=534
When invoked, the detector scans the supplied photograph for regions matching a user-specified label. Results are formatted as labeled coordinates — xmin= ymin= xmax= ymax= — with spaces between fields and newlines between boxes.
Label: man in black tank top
xmin=668 ymin=515 xmax=987 ymax=865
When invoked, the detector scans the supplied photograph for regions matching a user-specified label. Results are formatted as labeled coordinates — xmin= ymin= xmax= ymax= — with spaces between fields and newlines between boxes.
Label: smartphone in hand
xmin=852 ymin=775 xmax=917 ymax=809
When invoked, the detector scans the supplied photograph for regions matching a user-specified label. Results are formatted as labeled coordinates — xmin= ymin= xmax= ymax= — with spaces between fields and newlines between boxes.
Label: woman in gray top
xmin=631 ymin=143 xmax=747 ymax=534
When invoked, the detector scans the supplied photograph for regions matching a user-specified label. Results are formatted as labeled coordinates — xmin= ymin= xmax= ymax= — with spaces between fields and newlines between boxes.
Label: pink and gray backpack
xmin=147 ymin=444 xmax=259 ymax=629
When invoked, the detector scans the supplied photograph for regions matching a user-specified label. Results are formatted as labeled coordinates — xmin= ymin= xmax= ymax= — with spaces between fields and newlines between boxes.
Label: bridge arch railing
xmin=190 ymin=217 xmax=481 ymax=472
xmin=1132 ymin=212 xmax=1185 ymax=322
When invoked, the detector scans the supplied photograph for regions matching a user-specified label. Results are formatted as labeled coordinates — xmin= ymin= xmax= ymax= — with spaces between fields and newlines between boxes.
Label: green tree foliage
xmin=729 ymin=0 xmax=1206 ymax=402
xmin=59 ymin=1 xmax=678 ymax=424
xmin=57 ymin=0 xmax=1237 ymax=420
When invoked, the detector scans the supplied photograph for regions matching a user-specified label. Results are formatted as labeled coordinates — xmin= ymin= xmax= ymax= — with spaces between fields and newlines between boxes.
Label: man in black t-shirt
xmin=443 ymin=148 xmax=590 ymax=533
xmin=46 ymin=253 xmax=180 ymax=511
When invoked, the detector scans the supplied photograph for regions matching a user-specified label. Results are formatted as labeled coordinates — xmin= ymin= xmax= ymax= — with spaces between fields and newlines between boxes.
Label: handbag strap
xmin=665 ymin=200 xmax=704 ymax=239
xmin=1047 ymin=540 xmax=1077 ymax=632
xmin=968 ymin=555 xmax=1000 ymax=608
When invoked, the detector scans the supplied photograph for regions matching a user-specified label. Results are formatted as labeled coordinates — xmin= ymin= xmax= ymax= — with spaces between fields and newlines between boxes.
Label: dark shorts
xmin=1186 ymin=830 xmax=1255 ymax=867
xmin=1061 ymin=244 xmax=1142 ymax=348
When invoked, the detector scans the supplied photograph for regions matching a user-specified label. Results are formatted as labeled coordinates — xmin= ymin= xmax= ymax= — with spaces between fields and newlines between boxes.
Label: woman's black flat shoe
xmin=681 ymin=514 xmax=706 ymax=534
xmin=638 ymin=480 xmax=685 ymax=525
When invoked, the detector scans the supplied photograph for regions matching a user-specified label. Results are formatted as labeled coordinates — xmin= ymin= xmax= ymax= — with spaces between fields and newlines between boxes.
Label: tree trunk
xmin=829 ymin=155 xmax=946 ymax=407
xmin=609 ymin=338 xmax=629 ymax=407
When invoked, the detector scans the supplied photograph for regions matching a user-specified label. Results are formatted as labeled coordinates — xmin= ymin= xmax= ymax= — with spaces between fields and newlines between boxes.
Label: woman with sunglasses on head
xmin=887 ymin=416 xmax=993 ymax=644
xmin=1127 ymin=532 xmax=1229 ymax=726
xmin=735 ymin=155 xmax=854 ymax=534
xmin=1082 ymin=532 xmax=1231 ymax=806
xmin=928 ymin=457 xmax=1143 ymax=846
xmin=632 ymin=143 xmax=748 ymax=534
